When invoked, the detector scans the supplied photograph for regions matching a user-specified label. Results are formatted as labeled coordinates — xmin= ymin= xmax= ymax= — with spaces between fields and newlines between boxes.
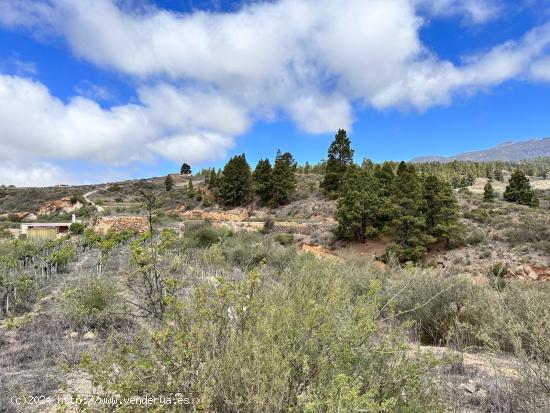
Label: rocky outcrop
xmin=16 ymin=212 xmax=37 ymax=222
xmin=297 ymin=243 xmax=342 ymax=261
xmin=93 ymin=216 xmax=149 ymax=234
xmin=510 ymin=264 xmax=550 ymax=281
xmin=38 ymin=197 xmax=83 ymax=215
xmin=173 ymin=207 xmax=252 ymax=222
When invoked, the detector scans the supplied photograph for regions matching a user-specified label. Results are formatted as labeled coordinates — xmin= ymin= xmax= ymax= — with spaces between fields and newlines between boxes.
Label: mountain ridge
xmin=411 ymin=137 xmax=550 ymax=163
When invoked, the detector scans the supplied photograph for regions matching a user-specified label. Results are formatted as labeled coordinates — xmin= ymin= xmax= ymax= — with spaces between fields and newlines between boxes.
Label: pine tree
xmin=180 ymin=163 xmax=191 ymax=175
xmin=388 ymin=162 xmax=434 ymax=262
xmin=336 ymin=167 xmax=381 ymax=243
xmin=164 ymin=175 xmax=174 ymax=192
xmin=433 ymin=181 xmax=460 ymax=248
xmin=271 ymin=150 xmax=297 ymax=206
xmin=321 ymin=129 xmax=354 ymax=194
xmin=483 ymin=181 xmax=495 ymax=202
xmin=253 ymin=159 xmax=273 ymax=205
xmin=503 ymin=170 xmax=539 ymax=207
xmin=423 ymin=176 xmax=440 ymax=231
xmin=219 ymin=154 xmax=252 ymax=206
xmin=304 ymin=161 xmax=311 ymax=175
xmin=373 ymin=162 xmax=395 ymax=226
xmin=494 ymin=167 xmax=504 ymax=182
xmin=187 ymin=178 xmax=195 ymax=198
xmin=207 ymin=168 xmax=218 ymax=189
xmin=485 ymin=163 xmax=493 ymax=179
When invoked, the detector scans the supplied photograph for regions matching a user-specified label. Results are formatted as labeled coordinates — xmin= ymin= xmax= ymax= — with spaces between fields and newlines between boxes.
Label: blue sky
xmin=0 ymin=0 xmax=550 ymax=186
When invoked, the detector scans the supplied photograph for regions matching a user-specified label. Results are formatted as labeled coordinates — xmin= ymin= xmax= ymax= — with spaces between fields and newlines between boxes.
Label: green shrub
xmin=274 ymin=232 xmax=294 ymax=246
xmin=60 ymin=277 xmax=124 ymax=331
xmin=186 ymin=223 xmax=231 ymax=248
xmin=82 ymin=257 xmax=442 ymax=412
xmin=69 ymin=222 xmax=85 ymax=235
xmin=465 ymin=229 xmax=484 ymax=245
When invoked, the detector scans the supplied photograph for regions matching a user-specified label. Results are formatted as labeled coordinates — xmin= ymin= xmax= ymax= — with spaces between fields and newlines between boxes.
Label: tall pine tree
xmin=388 ymin=162 xmax=434 ymax=262
xmin=271 ymin=150 xmax=297 ymax=206
xmin=253 ymin=159 xmax=273 ymax=205
xmin=336 ymin=167 xmax=381 ymax=243
xmin=321 ymin=129 xmax=354 ymax=195
xmin=219 ymin=154 xmax=252 ymax=206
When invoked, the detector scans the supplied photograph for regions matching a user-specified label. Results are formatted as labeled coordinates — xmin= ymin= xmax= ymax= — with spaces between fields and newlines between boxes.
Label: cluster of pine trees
xmin=171 ymin=129 xmax=540 ymax=263
xmin=188 ymin=151 xmax=297 ymax=207
xmin=314 ymin=130 xmax=460 ymax=261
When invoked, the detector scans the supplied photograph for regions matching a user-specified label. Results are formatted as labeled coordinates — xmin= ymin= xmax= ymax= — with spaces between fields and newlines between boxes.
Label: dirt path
xmin=83 ymin=188 xmax=106 ymax=212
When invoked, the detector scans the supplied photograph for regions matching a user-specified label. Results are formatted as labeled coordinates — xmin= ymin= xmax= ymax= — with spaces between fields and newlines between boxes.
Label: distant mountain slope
xmin=411 ymin=137 xmax=550 ymax=162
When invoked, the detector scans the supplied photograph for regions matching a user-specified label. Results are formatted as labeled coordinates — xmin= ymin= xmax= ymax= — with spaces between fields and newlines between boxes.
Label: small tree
xmin=503 ymin=170 xmax=539 ymax=207
xmin=483 ymin=181 xmax=495 ymax=202
xmin=180 ymin=163 xmax=192 ymax=175
xmin=165 ymin=175 xmax=174 ymax=192
xmin=208 ymin=168 xmax=218 ymax=189
xmin=219 ymin=154 xmax=252 ymax=206
xmin=321 ymin=129 xmax=354 ymax=195
xmin=253 ymin=159 xmax=273 ymax=205
xmin=187 ymin=178 xmax=195 ymax=198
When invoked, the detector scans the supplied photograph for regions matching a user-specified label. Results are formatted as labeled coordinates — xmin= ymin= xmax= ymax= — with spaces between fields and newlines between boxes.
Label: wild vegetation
xmin=1 ymin=130 xmax=549 ymax=412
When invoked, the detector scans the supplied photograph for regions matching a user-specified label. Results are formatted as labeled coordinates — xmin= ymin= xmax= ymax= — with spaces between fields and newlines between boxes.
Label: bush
xmin=186 ymin=223 xmax=231 ymax=248
xmin=465 ymin=229 xmax=484 ymax=245
xmin=69 ymin=222 xmax=85 ymax=235
xmin=60 ymin=277 xmax=124 ymax=331
xmin=274 ymin=233 xmax=294 ymax=246
xmin=82 ymin=256 xmax=442 ymax=412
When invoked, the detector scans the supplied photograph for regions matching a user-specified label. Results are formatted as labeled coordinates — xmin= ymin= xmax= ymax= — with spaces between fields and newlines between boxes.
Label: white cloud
xmin=288 ymin=94 xmax=353 ymax=134
xmin=148 ymin=133 xmax=235 ymax=163
xmin=0 ymin=161 xmax=69 ymax=187
xmin=74 ymin=80 xmax=114 ymax=102
xmin=0 ymin=0 xmax=549 ymax=185
xmin=0 ymin=75 xmax=246 ymax=167
xmin=416 ymin=0 xmax=502 ymax=24
xmin=530 ymin=57 xmax=550 ymax=81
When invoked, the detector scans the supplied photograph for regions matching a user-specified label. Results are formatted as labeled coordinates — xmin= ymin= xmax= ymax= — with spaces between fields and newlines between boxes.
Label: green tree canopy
xmin=219 ymin=154 xmax=252 ymax=206
xmin=336 ymin=167 xmax=381 ymax=243
xmin=180 ymin=163 xmax=192 ymax=175
xmin=271 ymin=150 xmax=297 ymax=206
xmin=321 ymin=129 xmax=354 ymax=194
xmin=388 ymin=162 xmax=434 ymax=262
xmin=483 ymin=181 xmax=495 ymax=202
xmin=164 ymin=175 xmax=174 ymax=192
xmin=253 ymin=159 xmax=273 ymax=205
xmin=503 ymin=170 xmax=539 ymax=207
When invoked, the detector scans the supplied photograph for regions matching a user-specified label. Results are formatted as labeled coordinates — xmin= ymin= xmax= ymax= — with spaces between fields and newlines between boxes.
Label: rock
xmin=82 ymin=331 xmax=96 ymax=341
xmin=38 ymin=197 xmax=83 ymax=215
xmin=93 ymin=216 xmax=149 ymax=234
xmin=510 ymin=264 xmax=550 ymax=281
xmin=68 ymin=331 xmax=78 ymax=339
xmin=172 ymin=207 xmax=252 ymax=222
xmin=297 ymin=243 xmax=342 ymax=261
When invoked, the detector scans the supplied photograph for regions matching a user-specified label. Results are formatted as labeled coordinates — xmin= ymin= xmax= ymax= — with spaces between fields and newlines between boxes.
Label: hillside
xmin=411 ymin=137 xmax=550 ymax=162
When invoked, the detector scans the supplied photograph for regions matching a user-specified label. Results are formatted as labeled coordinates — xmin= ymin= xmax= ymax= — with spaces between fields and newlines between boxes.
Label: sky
xmin=0 ymin=0 xmax=550 ymax=186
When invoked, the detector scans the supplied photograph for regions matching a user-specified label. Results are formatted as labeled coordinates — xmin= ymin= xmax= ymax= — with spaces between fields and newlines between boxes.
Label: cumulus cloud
xmin=0 ymin=75 xmax=246 ymax=165
xmin=0 ymin=0 xmax=550 ymax=186
xmin=0 ymin=161 xmax=69 ymax=187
